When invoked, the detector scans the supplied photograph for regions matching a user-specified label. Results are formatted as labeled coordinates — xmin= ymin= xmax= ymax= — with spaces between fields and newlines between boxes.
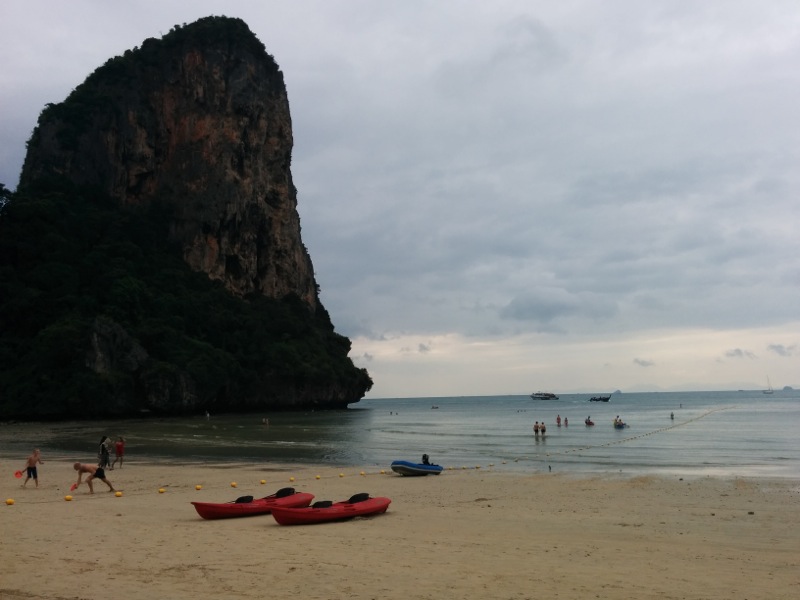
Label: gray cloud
xmin=2 ymin=1 xmax=799 ymax=395
xmin=725 ymin=349 xmax=756 ymax=360
xmin=767 ymin=344 xmax=796 ymax=357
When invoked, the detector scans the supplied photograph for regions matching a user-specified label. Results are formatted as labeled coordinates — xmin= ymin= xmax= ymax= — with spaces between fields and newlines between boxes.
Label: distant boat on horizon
xmin=763 ymin=377 xmax=774 ymax=395
xmin=531 ymin=391 xmax=559 ymax=400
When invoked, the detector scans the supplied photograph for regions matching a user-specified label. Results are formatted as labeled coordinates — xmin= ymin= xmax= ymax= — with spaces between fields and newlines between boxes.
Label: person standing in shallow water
xmin=533 ymin=421 xmax=540 ymax=436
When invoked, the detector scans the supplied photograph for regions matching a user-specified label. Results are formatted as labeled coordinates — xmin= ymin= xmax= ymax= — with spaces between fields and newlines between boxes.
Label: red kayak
xmin=271 ymin=493 xmax=391 ymax=526
xmin=192 ymin=487 xmax=314 ymax=520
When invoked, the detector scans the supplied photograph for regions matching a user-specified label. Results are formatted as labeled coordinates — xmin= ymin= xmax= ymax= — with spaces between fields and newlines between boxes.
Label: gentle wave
xmin=1 ymin=390 xmax=798 ymax=477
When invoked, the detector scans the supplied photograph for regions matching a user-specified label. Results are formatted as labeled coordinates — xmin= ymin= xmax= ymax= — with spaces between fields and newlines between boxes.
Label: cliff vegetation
xmin=0 ymin=17 xmax=372 ymax=419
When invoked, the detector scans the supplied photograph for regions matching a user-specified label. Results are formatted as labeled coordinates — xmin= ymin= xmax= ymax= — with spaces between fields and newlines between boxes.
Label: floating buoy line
xmin=526 ymin=406 xmax=737 ymax=464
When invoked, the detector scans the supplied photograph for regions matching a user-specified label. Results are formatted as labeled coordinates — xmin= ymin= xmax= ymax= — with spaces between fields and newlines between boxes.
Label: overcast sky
xmin=2 ymin=1 xmax=799 ymax=397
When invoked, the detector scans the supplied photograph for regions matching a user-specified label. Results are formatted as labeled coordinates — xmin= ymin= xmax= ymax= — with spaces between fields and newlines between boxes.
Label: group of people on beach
xmin=19 ymin=435 xmax=126 ymax=494
xmin=97 ymin=435 xmax=125 ymax=470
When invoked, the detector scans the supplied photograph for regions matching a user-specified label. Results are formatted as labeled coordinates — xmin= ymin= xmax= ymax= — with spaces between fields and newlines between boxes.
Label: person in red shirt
xmin=111 ymin=437 xmax=125 ymax=470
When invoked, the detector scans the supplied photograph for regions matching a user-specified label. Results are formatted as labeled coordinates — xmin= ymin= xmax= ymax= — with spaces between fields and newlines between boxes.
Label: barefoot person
xmin=73 ymin=462 xmax=115 ymax=494
xmin=111 ymin=437 xmax=125 ymax=470
xmin=22 ymin=449 xmax=44 ymax=488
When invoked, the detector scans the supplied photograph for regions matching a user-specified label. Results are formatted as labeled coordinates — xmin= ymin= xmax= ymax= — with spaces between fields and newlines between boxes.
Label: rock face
xmin=20 ymin=17 xmax=315 ymax=306
xmin=5 ymin=17 xmax=372 ymax=417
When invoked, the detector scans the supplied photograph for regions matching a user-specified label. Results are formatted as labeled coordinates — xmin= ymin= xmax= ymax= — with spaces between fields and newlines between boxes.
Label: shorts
xmin=27 ymin=467 xmax=38 ymax=478
xmin=94 ymin=468 xmax=106 ymax=479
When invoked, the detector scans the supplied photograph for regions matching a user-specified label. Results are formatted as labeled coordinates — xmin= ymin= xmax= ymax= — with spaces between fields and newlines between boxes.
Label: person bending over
xmin=73 ymin=462 xmax=115 ymax=494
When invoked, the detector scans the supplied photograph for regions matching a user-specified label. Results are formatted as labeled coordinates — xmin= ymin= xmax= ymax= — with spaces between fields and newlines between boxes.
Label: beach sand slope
xmin=1 ymin=461 xmax=798 ymax=599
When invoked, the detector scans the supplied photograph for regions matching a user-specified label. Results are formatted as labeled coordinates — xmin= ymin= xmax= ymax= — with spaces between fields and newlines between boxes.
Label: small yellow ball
xmin=195 ymin=485 xmax=202 ymax=490
xmin=5 ymin=498 xmax=14 ymax=505
xmin=230 ymin=482 xmax=237 ymax=488
xmin=360 ymin=471 xmax=366 ymax=476
xmin=260 ymin=479 xmax=266 ymax=485
xmin=315 ymin=475 xmax=321 ymax=480
xmin=158 ymin=488 xmax=165 ymax=494
xmin=115 ymin=491 xmax=123 ymax=497
xmin=380 ymin=470 xmax=386 ymax=474
xmin=289 ymin=476 xmax=295 ymax=482
xmin=339 ymin=473 xmax=344 ymax=478
xmin=65 ymin=495 xmax=73 ymax=501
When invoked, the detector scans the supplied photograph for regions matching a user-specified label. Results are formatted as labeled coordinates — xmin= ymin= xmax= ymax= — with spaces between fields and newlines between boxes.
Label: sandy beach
xmin=1 ymin=454 xmax=798 ymax=600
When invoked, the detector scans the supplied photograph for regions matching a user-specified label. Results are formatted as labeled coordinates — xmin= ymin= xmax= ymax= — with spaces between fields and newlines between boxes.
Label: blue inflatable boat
xmin=390 ymin=458 xmax=443 ymax=476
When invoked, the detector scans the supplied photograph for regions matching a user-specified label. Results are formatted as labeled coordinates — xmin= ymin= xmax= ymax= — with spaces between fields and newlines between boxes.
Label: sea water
xmin=2 ymin=390 xmax=798 ymax=478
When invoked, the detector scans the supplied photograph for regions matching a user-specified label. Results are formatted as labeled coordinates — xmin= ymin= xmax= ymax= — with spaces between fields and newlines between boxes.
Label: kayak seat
xmin=347 ymin=493 xmax=370 ymax=504
xmin=234 ymin=495 xmax=254 ymax=504
xmin=274 ymin=487 xmax=295 ymax=498
xmin=312 ymin=500 xmax=333 ymax=508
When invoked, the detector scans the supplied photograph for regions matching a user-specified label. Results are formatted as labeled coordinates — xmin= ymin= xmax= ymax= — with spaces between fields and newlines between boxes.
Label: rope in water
xmin=532 ymin=405 xmax=738 ymax=462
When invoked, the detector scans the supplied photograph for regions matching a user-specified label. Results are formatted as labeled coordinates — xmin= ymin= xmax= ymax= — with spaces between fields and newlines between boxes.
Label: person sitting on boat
xmin=422 ymin=454 xmax=430 ymax=465
xmin=585 ymin=416 xmax=593 ymax=425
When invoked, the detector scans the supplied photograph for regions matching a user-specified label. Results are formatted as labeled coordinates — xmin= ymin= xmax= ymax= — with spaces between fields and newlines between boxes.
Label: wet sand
xmin=1 ymin=457 xmax=798 ymax=599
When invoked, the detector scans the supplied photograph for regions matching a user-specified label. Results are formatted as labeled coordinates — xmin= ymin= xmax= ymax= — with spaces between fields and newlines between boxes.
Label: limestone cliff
xmin=20 ymin=16 xmax=314 ymax=305
xmin=1 ymin=16 xmax=372 ymax=418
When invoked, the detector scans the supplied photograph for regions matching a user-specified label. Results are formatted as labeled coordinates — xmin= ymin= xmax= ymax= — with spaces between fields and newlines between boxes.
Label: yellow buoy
xmin=195 ymin=485 xmax=202 ymax=490
xmin=65 ymin=495 xmax=73 ymax=501
xmin=115 ymin=491 xmax=123 ymax=497
xmin=158 ymin=488 xmax=165 ymax=494
xmin=5 ymin=498 xmax=14 ymax=505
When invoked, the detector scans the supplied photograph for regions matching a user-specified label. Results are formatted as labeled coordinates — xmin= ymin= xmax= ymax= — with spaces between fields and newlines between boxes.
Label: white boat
xmin=531 ymin=392 xmax=559 ymax=400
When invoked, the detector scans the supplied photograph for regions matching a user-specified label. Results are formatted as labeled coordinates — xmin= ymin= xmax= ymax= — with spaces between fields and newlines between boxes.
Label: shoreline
xmin=2 ymin=418 xmax=799 ymax=481
xmin=2 ymin=459 xmax=799 ymax=599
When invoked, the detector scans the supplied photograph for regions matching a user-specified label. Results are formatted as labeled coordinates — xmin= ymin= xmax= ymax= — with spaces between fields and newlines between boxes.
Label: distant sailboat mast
xmin=763 ymin=376 xmax=774 ymax=394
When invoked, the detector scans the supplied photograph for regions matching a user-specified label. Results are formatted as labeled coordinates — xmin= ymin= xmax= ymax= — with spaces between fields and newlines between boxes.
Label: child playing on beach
xmin=22 ymin=449 xmax=44 ymax=488
xmin=73 ymin=462 xmax=115 ymax=494
xmin=111 ymin=437 xmax=125 ymax=470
